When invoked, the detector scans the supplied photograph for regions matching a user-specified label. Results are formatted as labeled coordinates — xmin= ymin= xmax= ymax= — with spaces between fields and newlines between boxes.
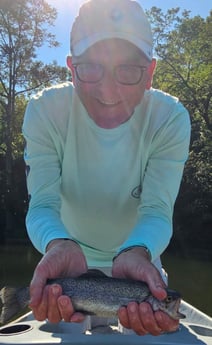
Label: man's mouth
xmin=98 ymin=99 xmax=121 ymax=106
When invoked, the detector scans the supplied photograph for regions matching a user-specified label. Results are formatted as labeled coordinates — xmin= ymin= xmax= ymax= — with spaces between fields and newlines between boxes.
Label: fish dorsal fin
xmin=78 ymin=269 xmax=108 ymax=279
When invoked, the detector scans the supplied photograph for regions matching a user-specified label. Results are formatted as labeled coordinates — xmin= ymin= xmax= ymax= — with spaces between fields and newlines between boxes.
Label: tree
xmin=147 ymin=8 xmax=212 ymax=257
xmin=0 ymin=0 xmax=67 ymax=238
xmin=149 ymin=9 xmax=212 ymax=131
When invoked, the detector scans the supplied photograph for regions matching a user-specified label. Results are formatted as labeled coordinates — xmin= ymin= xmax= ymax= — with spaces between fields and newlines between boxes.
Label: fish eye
xmin=166 ymin=296 xmax=173 ymax=303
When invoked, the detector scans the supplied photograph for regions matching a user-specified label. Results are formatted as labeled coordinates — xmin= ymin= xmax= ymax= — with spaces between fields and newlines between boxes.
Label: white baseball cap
xmin=71 ymin=0 xmax=153 ymax=61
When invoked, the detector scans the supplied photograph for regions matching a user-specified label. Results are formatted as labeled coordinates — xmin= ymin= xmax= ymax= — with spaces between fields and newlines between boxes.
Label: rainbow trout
xmin=0 ymin=269 xmax=185 ymax=324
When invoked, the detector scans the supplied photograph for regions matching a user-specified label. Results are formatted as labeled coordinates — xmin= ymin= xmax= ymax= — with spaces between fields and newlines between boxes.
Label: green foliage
xmin=148 ymin=8 xmax=212 ymax=257
xmin=0 ymin=0 xmax=67 ymax=95
xmin=0 ymin=0 xmax=68 ymax=156
xmin=150 ymin=9 xmax=212 ymax=130
xmin=0 ymin=0 xmax=68 ymax=238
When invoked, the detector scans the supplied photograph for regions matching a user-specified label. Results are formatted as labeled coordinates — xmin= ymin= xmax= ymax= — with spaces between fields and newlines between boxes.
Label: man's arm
xmin=117 ymin=103 xmax=191 ymax=261
xmin=23 ymin=94 xmax=72 ymax=253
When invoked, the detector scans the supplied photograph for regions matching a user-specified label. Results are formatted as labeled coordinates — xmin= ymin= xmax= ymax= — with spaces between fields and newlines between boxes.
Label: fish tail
xmin=0 ymin=287 xmax=29 ymax=324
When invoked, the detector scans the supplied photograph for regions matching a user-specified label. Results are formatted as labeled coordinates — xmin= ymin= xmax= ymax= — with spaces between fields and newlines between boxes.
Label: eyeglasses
xmin=72 ymin=63 xmax=147 ymax=85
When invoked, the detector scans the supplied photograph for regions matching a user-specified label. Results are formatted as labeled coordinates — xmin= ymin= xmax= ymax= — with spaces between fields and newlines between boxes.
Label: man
xmin=23 ymin=0 xmax=190 ymax=336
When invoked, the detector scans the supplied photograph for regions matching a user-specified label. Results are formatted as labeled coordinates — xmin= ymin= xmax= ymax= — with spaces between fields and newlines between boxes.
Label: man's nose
xmin=97 ymin=69 xmax=120 ymax=96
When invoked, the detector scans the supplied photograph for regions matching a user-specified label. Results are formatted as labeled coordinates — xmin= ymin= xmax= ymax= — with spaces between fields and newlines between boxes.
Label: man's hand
xmin=112 ymin=247 xmax=179 ymax=336
xmin=30 ymin=239 xmax=88 ymax=323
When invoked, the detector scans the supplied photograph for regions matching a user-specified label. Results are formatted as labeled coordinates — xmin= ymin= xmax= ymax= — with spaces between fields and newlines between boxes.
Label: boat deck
xmin=0 ymin=301 xmax=211 ymax=345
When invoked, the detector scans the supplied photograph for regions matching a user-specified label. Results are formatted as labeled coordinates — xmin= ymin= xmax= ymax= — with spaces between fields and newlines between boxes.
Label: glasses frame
xmin=72 ymin=63 xmax=148 ymax=85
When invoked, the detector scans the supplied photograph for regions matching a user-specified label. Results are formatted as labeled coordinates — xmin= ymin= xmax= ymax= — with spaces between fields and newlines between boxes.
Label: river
xmin=0 ymin=244 xmax=211 ymax=317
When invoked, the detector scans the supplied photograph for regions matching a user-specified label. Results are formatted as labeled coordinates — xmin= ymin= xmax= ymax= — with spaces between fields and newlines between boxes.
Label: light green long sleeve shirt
xmin=23 ymin=82 xmax=190 ymax=267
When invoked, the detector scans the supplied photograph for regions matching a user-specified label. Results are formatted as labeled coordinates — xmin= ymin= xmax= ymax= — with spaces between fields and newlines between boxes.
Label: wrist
xmin=113 ymin=245 xmax=151 ymax=262
xmin=46 ymin=238 xmax=79 ymax=252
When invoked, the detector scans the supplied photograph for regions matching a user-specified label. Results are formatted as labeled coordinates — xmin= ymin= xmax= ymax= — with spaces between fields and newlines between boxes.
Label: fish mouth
xmin=172 ymin=299 xmax=186 ymax=319
xmin=176 ymin=299 xmax=186 ymax=319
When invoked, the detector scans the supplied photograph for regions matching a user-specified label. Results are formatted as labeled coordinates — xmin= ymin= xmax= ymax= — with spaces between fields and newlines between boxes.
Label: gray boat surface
xmin=0 ymin=300 xmax=211 ymax=345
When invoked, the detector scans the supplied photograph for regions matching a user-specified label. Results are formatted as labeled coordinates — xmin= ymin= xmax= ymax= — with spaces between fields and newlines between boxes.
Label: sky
xmin=38 ymin=0 xmax=212 ymax=66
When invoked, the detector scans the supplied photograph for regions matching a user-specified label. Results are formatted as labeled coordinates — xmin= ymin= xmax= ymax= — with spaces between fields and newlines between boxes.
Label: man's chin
xmin=89 ymin=112 xmax=132 ymax=129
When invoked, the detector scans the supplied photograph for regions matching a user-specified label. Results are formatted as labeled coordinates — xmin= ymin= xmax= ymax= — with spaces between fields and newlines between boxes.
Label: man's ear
xmin=146 ymin=58 xmax=157 ymax=90
xmin=66 ymin=56 xmax=76 ymax=83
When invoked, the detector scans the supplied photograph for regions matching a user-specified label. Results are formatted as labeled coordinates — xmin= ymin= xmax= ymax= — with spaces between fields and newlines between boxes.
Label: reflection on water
xmin=0 ymin=244 xmax=211 ymax=316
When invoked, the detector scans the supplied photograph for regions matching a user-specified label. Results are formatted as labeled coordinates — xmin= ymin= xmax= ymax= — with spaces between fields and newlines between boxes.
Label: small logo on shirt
xmin=131 ymin=185 xmax=142 ymax=199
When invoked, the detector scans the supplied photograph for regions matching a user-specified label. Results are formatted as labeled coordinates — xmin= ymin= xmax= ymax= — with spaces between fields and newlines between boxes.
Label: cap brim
xmin=72 ymin=32 xmax=153 ymax=61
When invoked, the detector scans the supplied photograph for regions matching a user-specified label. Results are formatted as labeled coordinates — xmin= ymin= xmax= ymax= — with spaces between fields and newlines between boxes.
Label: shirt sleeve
xmin=22 ymin=95 xmax=71 ymax=254
xmin=118 ymin=102 xmax=191 ymax=261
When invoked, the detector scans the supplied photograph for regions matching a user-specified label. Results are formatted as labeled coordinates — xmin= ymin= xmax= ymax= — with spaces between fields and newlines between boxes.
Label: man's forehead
xmin=73 ymin=38 xmax=149 ymax=63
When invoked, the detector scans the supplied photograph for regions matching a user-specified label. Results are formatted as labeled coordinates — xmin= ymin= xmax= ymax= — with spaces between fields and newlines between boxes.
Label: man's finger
xmin=31 ymin=285 xmax=48 ymax=321
xmin=30 ymin=265 xmax=47 ymax=307
xmin=155 ymin=311 xmax=179 ymax=332
xmin=118 ymin=306 xmax=130 ymax=329
xmin=138 ymin=302 xmax=161 ymax=336
xmin=47 ymin=284 xmax=62 ymax=323
xmin=58 ymin=295 xmax=75 ymax=322
xmin=127 ymin=302 xmax=147 ymax=335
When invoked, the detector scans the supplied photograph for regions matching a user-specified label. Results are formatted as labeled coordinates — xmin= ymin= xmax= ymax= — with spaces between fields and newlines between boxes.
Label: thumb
xmin=147 ymin=274 xmax=167 ymax=300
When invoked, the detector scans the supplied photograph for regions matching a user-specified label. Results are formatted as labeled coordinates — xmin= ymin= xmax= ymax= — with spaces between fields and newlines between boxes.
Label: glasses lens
xmin=74 ymin=64 xmax=146 ymax=85
xmin=115 ymin=65 xmax=146 ymax=85
xmin=75 ymin=63 xmax=103 ymax=83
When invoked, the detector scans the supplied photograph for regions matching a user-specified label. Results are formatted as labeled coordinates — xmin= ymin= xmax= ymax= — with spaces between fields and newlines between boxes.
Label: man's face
xmin=68 ymin=39 xmax=155 ymax=129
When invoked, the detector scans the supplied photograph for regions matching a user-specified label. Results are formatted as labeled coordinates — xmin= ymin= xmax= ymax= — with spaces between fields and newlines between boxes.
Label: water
xmin=162 ymin=253 xmax=212 ymax=316
xmin=0 ymin=244 xmax=41 ymax=286
xmin=0 ymin=244 xmax=211 ymax=316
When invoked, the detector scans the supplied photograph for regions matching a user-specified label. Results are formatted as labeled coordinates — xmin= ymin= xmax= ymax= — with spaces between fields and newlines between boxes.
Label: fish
xmin=0 ymin=269 xmax=185 ymax=324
